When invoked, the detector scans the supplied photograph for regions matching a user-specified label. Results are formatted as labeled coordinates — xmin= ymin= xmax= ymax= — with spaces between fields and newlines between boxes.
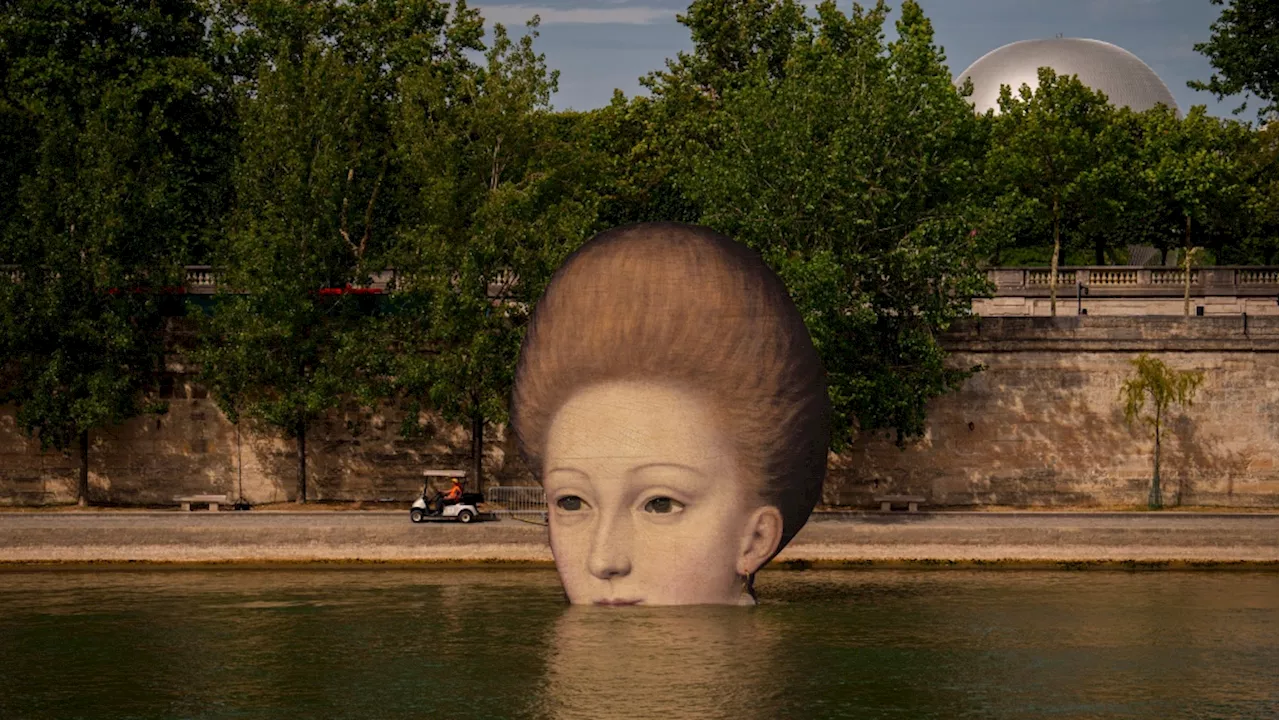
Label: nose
xmin=587 ymin=510 xmax=632 ymax=580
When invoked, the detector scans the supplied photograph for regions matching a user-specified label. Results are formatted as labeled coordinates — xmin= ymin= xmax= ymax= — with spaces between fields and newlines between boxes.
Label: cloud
xmin=475 ymin=4 xmax=675 ymax=25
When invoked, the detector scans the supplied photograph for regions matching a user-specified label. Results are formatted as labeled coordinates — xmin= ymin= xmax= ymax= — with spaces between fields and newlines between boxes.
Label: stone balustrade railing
xmin=1 ymin=263 xmax=509 ymax=297
xmin=3 ymin=264 xmax=1276 ymax=301
xmin=988 ymin=266 xmax=1278 ymax=297
xmin=182 ymin=266 xmax=397 ymax=294
xmin=185 ymin=265 xmax=217 ymax=292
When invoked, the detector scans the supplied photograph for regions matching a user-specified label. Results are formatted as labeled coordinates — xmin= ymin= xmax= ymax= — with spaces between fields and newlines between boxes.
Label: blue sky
xmin=472 ymin=0 xmax=1239 ymax=117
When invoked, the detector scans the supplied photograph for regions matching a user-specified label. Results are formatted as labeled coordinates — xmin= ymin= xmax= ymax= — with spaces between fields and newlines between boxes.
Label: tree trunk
xmin=77 ymin=429 xmax=89 ymax=507
xmin=296 ymin=418 xmax=307 ymax=504
xmin=1094 ymin=237 xmax=1105 ymax=266
xmin=1049 ymin=196 xmax=1060 ymax=317
xmin=1183 ymin=214 xmax=1193 ymax=317
xmin=1149 ymin=415 xmax=1163 ymax=510
xmin=236 ymin=421 xmax=244 ymax=502
xmin=470 ymin=414 xmax=484 ymax=493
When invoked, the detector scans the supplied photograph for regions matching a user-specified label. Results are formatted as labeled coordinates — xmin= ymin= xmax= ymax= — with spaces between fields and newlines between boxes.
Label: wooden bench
xmin=875 ymin=495 xmax=926 ymax=512
xmin=174 ymin=494 xmax=229 ymax=512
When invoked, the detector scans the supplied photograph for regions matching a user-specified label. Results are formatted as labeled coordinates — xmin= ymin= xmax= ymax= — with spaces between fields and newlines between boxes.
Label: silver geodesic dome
xmin=956 ymin=38 xmax=1179 ymax=115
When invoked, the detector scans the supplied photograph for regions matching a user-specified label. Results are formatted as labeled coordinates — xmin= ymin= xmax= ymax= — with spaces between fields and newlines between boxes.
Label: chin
xmin=573 ymin=589 xmax=746 ymax=607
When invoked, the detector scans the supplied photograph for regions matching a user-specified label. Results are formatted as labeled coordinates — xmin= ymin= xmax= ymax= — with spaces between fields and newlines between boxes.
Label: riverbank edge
xmin=1 ymin=558 xmax=1275 ymax=571
xmin=6 ymin=514 xmax=1273 ymax=566
xmin=3 ymin=507 xmax=1276 ymax=516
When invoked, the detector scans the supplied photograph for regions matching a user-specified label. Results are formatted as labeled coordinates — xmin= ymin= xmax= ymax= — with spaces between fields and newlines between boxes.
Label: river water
xmin=0 ymin=568 xmax=1274 ymax=719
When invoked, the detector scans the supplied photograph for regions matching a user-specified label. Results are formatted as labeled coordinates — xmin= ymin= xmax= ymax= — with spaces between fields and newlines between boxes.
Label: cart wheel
xmin=458 ymin=509 xmax=475 ymax=524
xmin=410 ymin=508 xmax=426 ymax=523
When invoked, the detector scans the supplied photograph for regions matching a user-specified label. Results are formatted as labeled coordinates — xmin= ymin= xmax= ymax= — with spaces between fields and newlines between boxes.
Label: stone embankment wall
xmin=1 ymin=316 xmax=1275 ymax=507
xmin=0 ymin=392 xmax=525 ymax=506
xmin=830 ymin=316 xmax=1278 ymax=507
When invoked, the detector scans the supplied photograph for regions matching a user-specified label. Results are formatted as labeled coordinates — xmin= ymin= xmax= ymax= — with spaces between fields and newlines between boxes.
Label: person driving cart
xmin=429 ymin=477 xmax=465 ymax=515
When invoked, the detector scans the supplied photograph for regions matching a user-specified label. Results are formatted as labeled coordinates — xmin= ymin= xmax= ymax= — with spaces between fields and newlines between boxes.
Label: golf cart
xmin=409 ymin=469 xmax=492 ymax=524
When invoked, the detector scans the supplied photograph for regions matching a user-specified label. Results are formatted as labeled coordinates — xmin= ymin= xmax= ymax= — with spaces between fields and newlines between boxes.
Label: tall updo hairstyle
xmin=510 ymin=222 xmax=831 ymax=553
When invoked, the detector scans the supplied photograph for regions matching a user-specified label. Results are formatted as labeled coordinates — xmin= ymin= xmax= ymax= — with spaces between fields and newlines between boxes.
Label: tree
xmin=672 ymin=0 xmax=810 ymax=95
xmin=389 ymin=17 xmax=600 ymax=489
xmin=1188 ymin=0 xmax=1277 ymax=120
xmin=644 ymin=0 xmax=989 ymax=446
xmin=1223 ymin=121 xmax=1280 ymax=265
xmin=987 ymin=68 xmax=1122 ymax=314
xmin=577 ymin=92 xmax=702 ymax=230
xmin=0 ymin=0 xmax=230 ymax=505
xmin=1129 ymin=106 xmax=1255 ymax=313
xmin=1120 ymin=354 xmax=1204 ymax=509
xmin=196 ymin=0 xmax=481 ymax=502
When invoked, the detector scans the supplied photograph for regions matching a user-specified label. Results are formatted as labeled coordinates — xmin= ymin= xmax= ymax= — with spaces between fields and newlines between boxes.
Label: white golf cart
xmin=409 ymin=469 xmax=492 ymax=524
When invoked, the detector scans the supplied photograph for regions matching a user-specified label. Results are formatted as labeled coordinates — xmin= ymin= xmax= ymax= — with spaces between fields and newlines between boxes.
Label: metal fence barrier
xmin=487 ymin=486 xmax=548 ymax=520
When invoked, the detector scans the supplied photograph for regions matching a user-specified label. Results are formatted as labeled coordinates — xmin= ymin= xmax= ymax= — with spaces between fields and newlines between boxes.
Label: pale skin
xmin=542 ymin=380 xmax=784 ymax=606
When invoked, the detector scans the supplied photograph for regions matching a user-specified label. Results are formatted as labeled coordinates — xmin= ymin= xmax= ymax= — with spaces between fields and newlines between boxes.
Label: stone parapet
xmin=985 ymin=266 xmax=1279 ymax=297
xmin=943 ymin=315 xmax=1278 ymax=352
xmin=976 ymin=266 xmax=1279 ymax=317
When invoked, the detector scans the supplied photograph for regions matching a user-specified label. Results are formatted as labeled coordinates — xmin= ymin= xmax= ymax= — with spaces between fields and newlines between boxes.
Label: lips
xmin=593 ymin=598 xmax=642 ymax=606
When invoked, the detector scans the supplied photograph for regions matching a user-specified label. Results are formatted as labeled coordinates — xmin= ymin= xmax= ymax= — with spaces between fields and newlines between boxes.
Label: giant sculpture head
xmin=511 ymin=222 xmax=831 ymax=605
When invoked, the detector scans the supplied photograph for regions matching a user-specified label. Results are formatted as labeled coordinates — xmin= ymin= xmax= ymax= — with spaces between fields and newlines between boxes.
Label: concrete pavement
xmin=0 ymin=510 xmax=1274 ymax=565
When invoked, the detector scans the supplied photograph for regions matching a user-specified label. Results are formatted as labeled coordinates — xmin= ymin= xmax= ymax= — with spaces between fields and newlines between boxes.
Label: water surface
xmin=0 ymin=568 xmax=1274 ymax=719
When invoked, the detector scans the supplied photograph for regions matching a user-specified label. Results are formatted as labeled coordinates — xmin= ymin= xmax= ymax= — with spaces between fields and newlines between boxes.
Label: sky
xmin=471 ymin=0 xmax=1241 ymax=118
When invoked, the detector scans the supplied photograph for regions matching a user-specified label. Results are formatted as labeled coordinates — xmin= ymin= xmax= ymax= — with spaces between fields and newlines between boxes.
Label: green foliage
xmin=578 ymin=93 xmax=702 ymax=229
xmin=195 ymin=0 xmax=483 ymax=500
xmin=674 ymin=0 xmax=810 ymax=92
xmin=984 ymin=68 xmax=1125 ymax=304
xmin=1120 ymin=355 xmax=1205 ymax=429
xmin=388 ymin=17 xmax=601 ymax=484
xmin=633 ymin=0 xmax=989 ymax=447
xmin=0 ymin=0 xmax=228 ymax=503
xmin=978 ymin=48 xmax=1276 ymax=270
xmin=1119 ymin=354 xmax=1205 ymax=509
xmin=1188 ymin=0 xmax=1278 ymax=120
xmin=1233 ymin=121 xmax=1280 ymax=265
xmin=1123 ymin=105 xmax=1264 ymax=268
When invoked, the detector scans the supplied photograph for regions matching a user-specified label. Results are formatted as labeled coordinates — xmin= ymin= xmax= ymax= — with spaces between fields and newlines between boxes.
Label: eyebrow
xmin=627 ymin=462 xmax=707 ymax=479
xmin=544 ymin=466 xmax=590 ymax=478
xmin=543 ymin=462 xmax=709 ymax=480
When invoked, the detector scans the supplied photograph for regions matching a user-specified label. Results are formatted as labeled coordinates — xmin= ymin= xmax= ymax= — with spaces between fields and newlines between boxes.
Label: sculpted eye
xmin=643 ymin=497 xmax=684 ymax=514
xmin=556 ymin=496 xmax=585 ymax=512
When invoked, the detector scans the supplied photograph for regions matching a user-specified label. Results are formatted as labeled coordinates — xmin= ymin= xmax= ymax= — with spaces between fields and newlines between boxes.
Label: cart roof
xmin=422 ymin=469 xmax=468 ymax=477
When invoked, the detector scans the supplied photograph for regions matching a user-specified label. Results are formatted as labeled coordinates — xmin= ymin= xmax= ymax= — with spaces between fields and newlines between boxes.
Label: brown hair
xmin=510 ymin=222 xmax=831 ymax=551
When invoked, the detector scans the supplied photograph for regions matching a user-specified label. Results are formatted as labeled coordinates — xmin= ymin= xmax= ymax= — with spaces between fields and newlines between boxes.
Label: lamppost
xmin=1076 ymin=283 xmax=1089 ymax=315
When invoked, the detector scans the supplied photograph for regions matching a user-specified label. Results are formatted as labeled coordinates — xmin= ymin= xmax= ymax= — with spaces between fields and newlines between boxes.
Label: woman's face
xmin=542 ymin=381 xmax=782 ymax=606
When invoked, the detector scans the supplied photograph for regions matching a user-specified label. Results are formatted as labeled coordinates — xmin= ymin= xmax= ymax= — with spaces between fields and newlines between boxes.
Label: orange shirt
xmin=444 ymin=484 xmax=463 ymax=501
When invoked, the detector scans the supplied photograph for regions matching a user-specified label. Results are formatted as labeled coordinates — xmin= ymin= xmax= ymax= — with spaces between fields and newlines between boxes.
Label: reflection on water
xmin=0 ymin=568 xmax=1274 ymax=720
xmin=540 ymin=605 xmax=783 ymax=720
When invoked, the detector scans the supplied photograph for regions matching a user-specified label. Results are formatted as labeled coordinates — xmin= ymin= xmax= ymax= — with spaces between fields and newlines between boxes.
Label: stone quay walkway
xmin=0 ymin=511 xmax=1274 ymax=566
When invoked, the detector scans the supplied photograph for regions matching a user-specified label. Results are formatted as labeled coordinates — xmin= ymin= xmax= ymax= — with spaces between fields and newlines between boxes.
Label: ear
xmin=737 ymin=505 xmax=784 ymax=577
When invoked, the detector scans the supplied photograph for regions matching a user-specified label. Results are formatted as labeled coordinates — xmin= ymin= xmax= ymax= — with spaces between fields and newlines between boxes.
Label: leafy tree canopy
xmin=634 ymin=0 xmax=990 ymax=446
xmin=195 ymin=0 xmax=485 ymax=501
xmin=0 ymin=0 xmax=230 ymax=503
xmin=1188 ymin=0 xmax=1278 ymax=120
xmin=388 ymin=17 xmax=603 ymax=485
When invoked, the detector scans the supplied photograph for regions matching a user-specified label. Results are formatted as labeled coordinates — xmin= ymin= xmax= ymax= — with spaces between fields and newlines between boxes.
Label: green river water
xmin=0 ymin=568 xmax=1274 ymax=719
